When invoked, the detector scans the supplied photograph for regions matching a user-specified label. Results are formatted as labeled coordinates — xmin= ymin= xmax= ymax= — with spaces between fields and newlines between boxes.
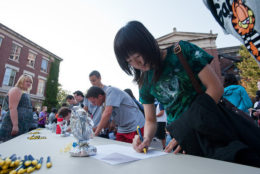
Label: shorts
xmin=155 ymin=122 xmax=166 ymax=140
xmin=116 ymin=127 xmax=144 ymax=143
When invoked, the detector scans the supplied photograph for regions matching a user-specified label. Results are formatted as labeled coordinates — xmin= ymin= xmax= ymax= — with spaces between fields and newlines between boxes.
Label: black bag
xmin=166 ymin=93 xmax=260 ymax=162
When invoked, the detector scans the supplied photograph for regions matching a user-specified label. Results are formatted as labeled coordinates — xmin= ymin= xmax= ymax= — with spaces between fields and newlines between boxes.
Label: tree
xmin=43 ymin=58 xmax=60 ymax=112
xmin=57 ymin=86 xmax=70 ymax=108
xmin=236 ymin=46 xmax=260 ymax=98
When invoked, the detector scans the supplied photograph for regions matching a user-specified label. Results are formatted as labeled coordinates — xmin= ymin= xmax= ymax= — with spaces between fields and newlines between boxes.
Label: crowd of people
xmin=0 ymin=21 xmax=260 ymax=168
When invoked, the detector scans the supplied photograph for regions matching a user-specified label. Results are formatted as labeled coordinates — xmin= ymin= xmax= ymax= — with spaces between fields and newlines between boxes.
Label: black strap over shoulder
xmin=173 ymin=42 xmax=203 ymax=94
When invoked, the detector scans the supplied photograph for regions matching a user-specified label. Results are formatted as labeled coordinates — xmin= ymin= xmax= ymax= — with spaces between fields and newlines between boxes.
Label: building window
xmin=2 ymin=67 xmax=17 ymax=86
xmin=0 ymin=37 xmax=3 ymax=47
xmin=27 ymin=52 xmax=37 ymax=68
xmin=41 ymin=59 xmax=48 ymax=73
xmin=9 ymin=43 xmax=22 ymax=61
xmin=37 ymin=79 xmax=46 ymax=96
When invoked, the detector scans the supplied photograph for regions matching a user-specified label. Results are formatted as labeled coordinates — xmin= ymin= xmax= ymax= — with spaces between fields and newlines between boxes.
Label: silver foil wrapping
xmin=70 ymin=143 xmax=97 ymax=157
xmin=69 ymin=106 xmax=97 ymax=157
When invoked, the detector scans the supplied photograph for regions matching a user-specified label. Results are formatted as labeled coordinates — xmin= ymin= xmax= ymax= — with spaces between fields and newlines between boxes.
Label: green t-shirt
xmin=139 ymin=40 xmax=213 ymax=124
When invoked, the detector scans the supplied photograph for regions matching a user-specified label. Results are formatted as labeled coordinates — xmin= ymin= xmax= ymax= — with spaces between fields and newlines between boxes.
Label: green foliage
xmin=57 ymin=86 xmax=70 ymax=108
xmin=236 ymin=46 xmax=260 ymax=97
xmin=43 ymin=58 xmax=60 ymax=112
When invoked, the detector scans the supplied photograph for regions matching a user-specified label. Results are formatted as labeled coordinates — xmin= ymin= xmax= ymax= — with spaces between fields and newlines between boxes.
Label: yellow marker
xmin=26 ymin=166 xmax=35 ymax=173
xmin=28 ymin=155 xmax=38 ymax=166
xmin=46 ymin=156 xmax=52 ymax=168
xmin=10 ymin=161 xmax=15 ymax=167
xmin=31 ymin=159 xmax=37 ymax=166
xmin=10 ymin=162 xmax=25 ymax=174
xmin=14 ymin=160 xmax=20 ymax=166
xmin=0 ymin=168 xmax=12 ymax=174
xmin=137 ymin=126 xmax=147 ymax=154
xmin=4 ymin=158 xmax=11 ymax=166
xmin=35 ymin=157 xmax=43 ymax=170
xmin=23 ymin=155 xmax=31 ymax=167
xmin=46 ymin=163 xmax=52 ymax=168
xmin=1 ymin=164 xmax=9 ymax=170
xmin=35 ymin=163 xmax=42 ymax=170
xmin=9 ymin=170 xmax=17 ymax=174
xmin=17 ymin=168 xmax=25 ymax=174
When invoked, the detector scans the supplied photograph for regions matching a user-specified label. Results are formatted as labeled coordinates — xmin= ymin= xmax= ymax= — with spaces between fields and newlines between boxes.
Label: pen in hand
xmin=137 ymin=126 xmax=147 ymax=154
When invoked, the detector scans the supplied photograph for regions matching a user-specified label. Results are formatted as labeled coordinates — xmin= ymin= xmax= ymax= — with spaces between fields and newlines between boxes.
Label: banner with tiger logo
xmin=204 ymin=0 xmax=260 ymax=66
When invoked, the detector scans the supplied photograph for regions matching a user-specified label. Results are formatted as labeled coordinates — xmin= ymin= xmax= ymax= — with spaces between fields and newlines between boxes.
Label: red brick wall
xmin=0 ymin=32 xmax=49 ymax=95
xmin=0 ymin=35 xmax=11 ymax=85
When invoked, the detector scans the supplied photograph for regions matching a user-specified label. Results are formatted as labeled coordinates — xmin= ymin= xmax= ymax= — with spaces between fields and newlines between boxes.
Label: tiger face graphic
xmin=232 ymin=0 xmax=255 ymax=35
xmin=231 ymin=0 xmax=260 ymax=61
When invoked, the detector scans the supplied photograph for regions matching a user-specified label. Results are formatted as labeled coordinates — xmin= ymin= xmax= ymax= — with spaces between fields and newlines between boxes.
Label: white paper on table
xmin=92 ymin=144 xmax=167 ymax=165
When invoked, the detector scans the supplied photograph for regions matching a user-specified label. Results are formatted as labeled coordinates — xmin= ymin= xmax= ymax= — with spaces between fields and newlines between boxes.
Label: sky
xmin=0 ymin=0 xmax=241 ymax=98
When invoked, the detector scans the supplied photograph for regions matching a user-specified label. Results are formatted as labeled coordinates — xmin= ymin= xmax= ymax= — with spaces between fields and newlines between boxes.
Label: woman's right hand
xmin=132 ymin=135 xmax=150 ymax=153
xmin=11 ymin=125 xmax=19 ymax=136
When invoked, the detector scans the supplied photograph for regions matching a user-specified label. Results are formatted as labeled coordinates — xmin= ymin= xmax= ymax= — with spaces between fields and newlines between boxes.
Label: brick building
xmin=0 ymin=23 xmax=62 ymax=110
xmin=156 ymin=28 xmax=222 ymax=81
xmin=217 ymin=46 xmax=241 ymax=77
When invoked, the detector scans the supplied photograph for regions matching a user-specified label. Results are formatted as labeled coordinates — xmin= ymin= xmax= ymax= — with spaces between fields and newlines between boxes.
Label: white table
xmin=0 ymin=129 xmax=259 ymax=174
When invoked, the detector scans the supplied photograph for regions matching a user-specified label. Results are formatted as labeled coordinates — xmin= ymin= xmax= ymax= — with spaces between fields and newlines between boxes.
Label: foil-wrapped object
xmin=70 ymin=141 xmax=97 ymax=157
xmin=69 ymin=106 xmax=97 ymax=157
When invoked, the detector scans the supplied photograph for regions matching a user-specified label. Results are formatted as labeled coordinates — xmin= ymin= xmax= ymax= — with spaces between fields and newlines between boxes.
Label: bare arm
xmin=156 ymin=110 xmax=164 ymax=117
xmin=94 ymin=106 xmax=113 ymax=136
xmin=143 ymin=104 xmax=157 ymax=141
xmin=133 ymin=104 xmax=157 ymax=153
xmin=198 ymin=65 xmax=224 ymax=103
xmin=8 ymin=87 xmax=22 ymax=135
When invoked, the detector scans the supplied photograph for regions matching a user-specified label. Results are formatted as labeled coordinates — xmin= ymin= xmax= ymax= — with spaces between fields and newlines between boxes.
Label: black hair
xmin=0 ymin=104 xmax=2 ymax=107
xmin=66 ymin=95 xmax=74 ymax=100
xmin=224 ymin=74 xmax=238 ymax=87
xmin=51 ymin=108 xmax=57 ymax=113
xmin=256 ymin=90 xmax=260 ymax=97
xmin=124 ymin=88 xmax=135 ymax=99
xmin=255 ymin=90 xmax=260 ymax=101
xmin=61 ymin=103 xmax=68 ymax=107
xmin=89 ymin=70 xmax=101 ymax=78
xmin=114 ymin=21 xmax=163 ymax=86
xmin=58 ymin=107 xmax=71 ymax=118
xmin=86 ymin=86 xmax=105 ymax=98
xmin=73 ymin=90 xmax=84 ymax=98
xmin=32 ymin=107 xmax=37 ymax=112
